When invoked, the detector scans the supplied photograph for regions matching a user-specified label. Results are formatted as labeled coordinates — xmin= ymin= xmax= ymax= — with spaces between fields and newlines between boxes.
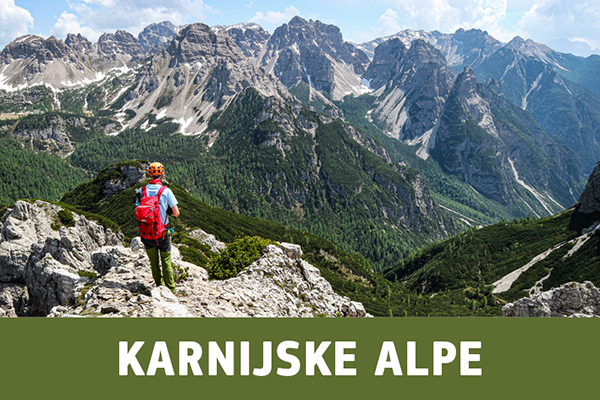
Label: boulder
xmin=503 ymin=281 xmax=600 ymax=317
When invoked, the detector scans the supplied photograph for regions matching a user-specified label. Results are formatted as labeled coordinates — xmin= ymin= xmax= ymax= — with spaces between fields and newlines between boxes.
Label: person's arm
xmin=170 ymin=205 xmax=180 ymax=217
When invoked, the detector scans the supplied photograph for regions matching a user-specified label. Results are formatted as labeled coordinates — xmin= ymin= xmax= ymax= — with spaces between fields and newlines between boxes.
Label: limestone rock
xmin=187 ymin=229 xmax=226 ymax=253
xmin=502 ymin=281 xmax=600 ymax=317
xmin=50 ymin=242 xmax=370 ymax=318
xmin=0 ymin=200 xmax=368 ymax=318
xmin=0 ymin=283 xmax=28 ymax=317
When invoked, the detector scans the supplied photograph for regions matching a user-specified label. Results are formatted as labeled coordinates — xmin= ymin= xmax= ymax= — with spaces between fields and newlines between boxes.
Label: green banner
xmin=1 ymin=318 xmax=596 ymax=399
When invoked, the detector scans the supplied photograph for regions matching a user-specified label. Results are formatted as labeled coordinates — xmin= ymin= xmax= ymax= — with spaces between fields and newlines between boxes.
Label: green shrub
xmin=58 ymin=209 xmax=76 ymax=227
xmin=77 ymin=270 xmax=97 ymax=278
xmin=208 ymin=236 xmax=275 ymax=280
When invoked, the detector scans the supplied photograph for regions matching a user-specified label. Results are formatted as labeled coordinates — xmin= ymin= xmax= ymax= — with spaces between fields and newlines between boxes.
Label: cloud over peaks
xmin=0 ymin=0 xmax=34 ymax=48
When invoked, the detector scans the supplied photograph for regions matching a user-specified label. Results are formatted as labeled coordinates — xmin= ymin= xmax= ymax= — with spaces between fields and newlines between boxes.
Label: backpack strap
xmin=156 ymin=186 xmax=168 ymax=227
xmin=141 ymin=185 xmax=147 ymax=197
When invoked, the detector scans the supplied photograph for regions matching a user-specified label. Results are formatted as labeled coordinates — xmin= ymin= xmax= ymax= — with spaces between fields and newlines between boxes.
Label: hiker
xmin=135 ymin=162 xmax=180 ymax=293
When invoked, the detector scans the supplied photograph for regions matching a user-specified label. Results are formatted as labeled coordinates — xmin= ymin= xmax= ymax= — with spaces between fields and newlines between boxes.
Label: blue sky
xmin=2 ymin=0 xmax=599 ymax=56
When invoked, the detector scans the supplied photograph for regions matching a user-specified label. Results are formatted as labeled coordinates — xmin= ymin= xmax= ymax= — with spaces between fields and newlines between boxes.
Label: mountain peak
xmin=405 ymin=38 xmax=447 ymax=66
xmin=138 ymin=21 xmax=178 ymax=52
xmin=576 ymin=160 xmax=600 ymax=215
xmin=288 ymin=15 xmax=308 ymax=26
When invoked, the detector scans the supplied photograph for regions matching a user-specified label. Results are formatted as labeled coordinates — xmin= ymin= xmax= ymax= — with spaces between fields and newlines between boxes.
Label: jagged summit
xmin=138 ymin=21 xmax=179 ymax=53
xmin=364 ymin=37 xmax=455 ymax=141
xmin=257 ymin=16 xmax=370 ymax=100
xmin=213 ymin=22 xmax=270 ymax=58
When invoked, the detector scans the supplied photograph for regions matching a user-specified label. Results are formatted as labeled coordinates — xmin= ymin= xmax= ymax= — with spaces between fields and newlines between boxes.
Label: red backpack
xmin=135 ymin=185 xmax=167 ymax=240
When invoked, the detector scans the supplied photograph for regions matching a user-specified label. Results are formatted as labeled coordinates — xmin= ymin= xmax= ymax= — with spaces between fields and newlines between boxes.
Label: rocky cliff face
xmin=257 ymin=16 xmax=370 ymax=100
xmin=576 ymin=161 xmax=600 ymax=215
xmin=0 ymin=200 xmax=368 ymax=318
xmin=503 ymin=281 xmax=600 ymax=317
xmin=215 ymin=23 xmax=270 ymax=58
xmin=474 ymin=46 xmax=600 ymax=174
xmin=364 ymin=38 xmax=455 ymax=141
xmin=0 ymin=30 xmax=146 ymax=91
xmin=119 ymin=23 xmax=287 ymax=136
xmin=429 ymin=67 xmax=583 ymax=212
xmin=359 ymin=28 xmax=502 ymax=71
xmin=97 ymin=30 xmax=146 ymax=62
xmin=138 ymin=21 xmax=179 ymax=53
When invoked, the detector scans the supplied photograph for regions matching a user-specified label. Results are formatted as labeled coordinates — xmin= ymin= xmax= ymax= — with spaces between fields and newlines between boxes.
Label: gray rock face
xmin=428 ymin=66 xmax=583 ymax=212
xmin=359 ymin=28 xmax=502 ymax=71
xmin=1 ymin=35 xmax=74 ymax=64
xmin=0 ymin=200 xmax=369 ymax=318
xmin=97 ymin=30 xmax=146 ymax=60
xmin=65 ymin=33 xmax=95 ymax=54
xmin=215 ymin=23 xmax=270 ymax=58
xmin=138 ymin=21 xmax=178 ymax=53
xmin=474 ymin=45 xmax=600 ymax=174
xmin=258 ymin=16 xmax=370 ymax=100
xmin=102 ymin=164 xmax=147 ymax=198
xmin=503 ymin=281 xmax=600 ymax=317
xmin=0 ymin=29 xmax=145 ymax=91
xmin=576 ymin=161 xmax=600 ymax=214
xmin=0 ymin=283 xmax=28 ymax=317
xmin=365 ymin=39 xmax=455 ymax=141
xmin=167 ymin=23 xmax=244 ymax=65
xmin=11 ymin=114 xmax=122 ymax=157
xmin=123 ymin=23 xmax=287 ymax=136
xmin=0 ymin=200 xmax=123 ymax=315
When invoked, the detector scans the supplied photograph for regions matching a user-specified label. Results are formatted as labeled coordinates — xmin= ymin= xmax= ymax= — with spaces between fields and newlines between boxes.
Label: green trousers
xmin=145 ymin=247 xmax=175 ymax=293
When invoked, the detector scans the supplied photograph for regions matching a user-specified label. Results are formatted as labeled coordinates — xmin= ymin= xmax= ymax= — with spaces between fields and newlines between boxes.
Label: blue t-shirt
xmin=137 ymin=184 xmax=178 ymax=226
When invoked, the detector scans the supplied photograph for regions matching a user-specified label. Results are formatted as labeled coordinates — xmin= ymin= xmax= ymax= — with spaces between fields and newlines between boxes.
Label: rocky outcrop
xmin=49 ymin=239 xmax=368 ymax=318
xmin=11 ymin=113 xmax=122 ymax=157
xmin=0 ymin=200 xmax=369 ymax=318
xmin=102 ymin=163 xmax=147 ymax=198
xmin=502 ymin=281 xmax=600 ymax=317
xmin=0 ymin=200 xmax=123 ymax=316
xmin=576 ymin=161 xmax=600 ymax=215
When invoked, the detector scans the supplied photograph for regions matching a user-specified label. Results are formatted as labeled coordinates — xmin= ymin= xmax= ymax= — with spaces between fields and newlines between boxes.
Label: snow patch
xmin=508 ymin=158 xmax=553 ymax=214
xmin=177 ymin=116 xmax=194 ymax=135
xmin=521 ymin=72 xmax=543 ymax=109
xmin=407 ymin=127 xmax=434 ymax=160
xmin=492 ymin=241 xmax=567 ymax=293
xmin=156 ymin=109 xmax=168 ymax=120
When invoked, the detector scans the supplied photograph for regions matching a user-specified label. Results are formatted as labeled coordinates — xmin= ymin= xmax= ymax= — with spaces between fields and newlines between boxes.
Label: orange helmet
xmin=148 ymin=162 xmax=165 ymax=177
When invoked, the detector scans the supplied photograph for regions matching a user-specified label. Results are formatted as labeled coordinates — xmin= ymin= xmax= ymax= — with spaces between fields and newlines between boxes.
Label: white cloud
xmin=352 ymin=8 xmax=402 ymax=43
xmin=0 ymin=0 xmax=34 ymax=48
xmin=250 ymin=5 xmax=300 ymax=25
xmin=51 ymin=12 xmax=100 ymax=41
xmin=395 ymin=0 xmax=507 ymax=34
xmin=374 ymin=8 xmax=402 ymax=37
xmin=517 ymin=0 xmax=600 ymax=51
xmin=50 ymin=0 xmax=211 ymax=41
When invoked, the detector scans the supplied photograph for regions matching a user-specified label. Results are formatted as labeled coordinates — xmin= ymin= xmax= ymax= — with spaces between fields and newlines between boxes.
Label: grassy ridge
xmin=384 ymin=208 xmax=600 ymax=304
